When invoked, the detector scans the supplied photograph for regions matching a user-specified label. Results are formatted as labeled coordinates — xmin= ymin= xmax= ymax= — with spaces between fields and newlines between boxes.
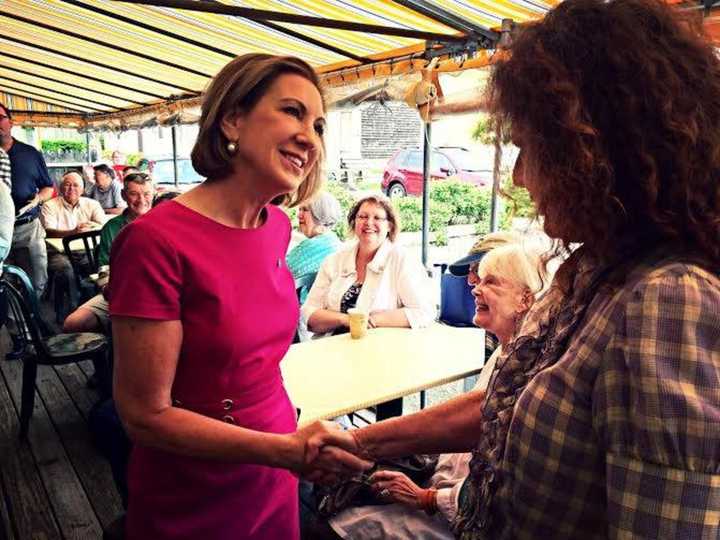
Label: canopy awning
xmin=3 ymin=0 xmax=717 ymax=129
xmin=1 ymin=0 xmax=559 ymax=128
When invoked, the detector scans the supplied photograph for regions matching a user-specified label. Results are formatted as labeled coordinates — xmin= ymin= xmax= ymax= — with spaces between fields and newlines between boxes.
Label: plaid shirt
xmin=0 ymin=148 xmax=10 ymax=189
xmin=488 ymin=255 xmax=720 ymax=538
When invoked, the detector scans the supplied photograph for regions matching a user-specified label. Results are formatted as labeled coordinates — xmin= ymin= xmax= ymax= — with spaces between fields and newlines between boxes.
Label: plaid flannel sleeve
xmin=595 ymin=264 xmax=720 ymax=539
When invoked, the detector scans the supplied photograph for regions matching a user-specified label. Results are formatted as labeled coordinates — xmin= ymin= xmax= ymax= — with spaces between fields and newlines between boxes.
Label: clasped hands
xmin=290 ymin=421 xmax=434 ymax=511
xmin=292 ymin=420 xmax=372 ymax=485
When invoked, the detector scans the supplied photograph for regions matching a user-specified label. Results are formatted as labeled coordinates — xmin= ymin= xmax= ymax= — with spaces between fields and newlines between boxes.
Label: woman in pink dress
xmin=108 ymin=54 xmax=367 ymax=540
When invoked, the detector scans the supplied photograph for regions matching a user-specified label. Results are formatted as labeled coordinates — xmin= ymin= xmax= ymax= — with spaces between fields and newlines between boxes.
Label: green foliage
xmin=41 ymin=139 xmax=87 ymax=154
xmin=500 ymin=174 xmax=535 ymax=230
xmin=324 ymin=181 xmax=355 ymax=240
xmin=394 ymin=197 xmax=422 ymax=232
xmin=394 ymin=190 xmax=458 ymax=233
xmin=126 ymin=153 xmax=142 ymax=166
xmin=428 ymin=181 xmax=490 ymax=226
xmin=471 ymin=114 xmax=512 ymax=146
xmin=431 ymin=229 xmax=448 ymax=247
xmin=287 ymin=179 xmax=496 ymax=245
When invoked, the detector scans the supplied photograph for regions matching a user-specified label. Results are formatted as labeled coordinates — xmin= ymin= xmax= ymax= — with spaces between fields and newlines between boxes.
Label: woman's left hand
xmin=369 ymin=470 xmax=424 ymax=509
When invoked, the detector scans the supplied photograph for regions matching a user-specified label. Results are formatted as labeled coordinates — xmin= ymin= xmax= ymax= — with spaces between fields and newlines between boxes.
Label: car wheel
xmin=387 ymin=182 xmax=407 ymax=198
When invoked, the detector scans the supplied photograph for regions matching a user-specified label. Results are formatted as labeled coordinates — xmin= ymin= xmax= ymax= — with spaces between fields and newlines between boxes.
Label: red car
xmin=381 ymin=147 xmax=492 ymax=197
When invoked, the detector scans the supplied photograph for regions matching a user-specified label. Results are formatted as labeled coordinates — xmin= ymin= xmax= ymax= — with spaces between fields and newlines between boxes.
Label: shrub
xmin=41 ymin=139 xmax=87 ymax=154
xmin=394 ymin=197 xmax=422 ymax=232
xmin=394 ymin=196 xmax=453 ymax=233
xmin=324 ymin=180 xmax=355 ymax=240
xmin=429 ymin=181 xmax=490 ymax=225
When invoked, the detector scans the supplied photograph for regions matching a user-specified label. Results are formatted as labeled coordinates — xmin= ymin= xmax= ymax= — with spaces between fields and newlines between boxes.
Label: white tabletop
xmin=281 ymin=323 xmax=485 ymax=425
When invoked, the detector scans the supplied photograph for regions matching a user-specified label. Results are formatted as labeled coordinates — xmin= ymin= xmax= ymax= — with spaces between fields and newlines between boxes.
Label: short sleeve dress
xmin=109 ymin=201 xmax=300 ymax=540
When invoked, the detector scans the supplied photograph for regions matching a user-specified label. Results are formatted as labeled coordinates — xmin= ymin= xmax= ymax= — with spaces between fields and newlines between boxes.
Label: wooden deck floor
xmin=0 ymin=321 xmax=123 ymax=539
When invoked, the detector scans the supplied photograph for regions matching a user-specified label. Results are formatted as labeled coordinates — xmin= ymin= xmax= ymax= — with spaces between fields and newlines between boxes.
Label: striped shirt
xmin=480 ymin=253 xmax=720 ymax=539
xmin=0 ymin=148 xmax=10 ymax=189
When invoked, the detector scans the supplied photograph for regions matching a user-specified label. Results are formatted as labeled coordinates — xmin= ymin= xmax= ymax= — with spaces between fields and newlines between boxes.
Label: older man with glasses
xmin=41 ymin=171 xmax=106 ymax=309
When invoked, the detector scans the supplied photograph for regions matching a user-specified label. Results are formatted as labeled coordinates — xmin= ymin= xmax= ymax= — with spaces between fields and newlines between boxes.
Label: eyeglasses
xmin=123 ymin=173 xmax=151 ymax=182
xmin=356 ymin=214 xmax=388 ymax=223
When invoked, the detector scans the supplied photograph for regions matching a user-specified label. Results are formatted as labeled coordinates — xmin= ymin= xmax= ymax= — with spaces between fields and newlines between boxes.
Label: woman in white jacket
xmin=301 ymin=194 xmax=434 ymax=336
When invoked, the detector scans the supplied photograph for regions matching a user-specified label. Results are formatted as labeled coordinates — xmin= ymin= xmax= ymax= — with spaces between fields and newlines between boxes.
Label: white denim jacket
xmin=301 ymin=239 xmax=436 ymax=332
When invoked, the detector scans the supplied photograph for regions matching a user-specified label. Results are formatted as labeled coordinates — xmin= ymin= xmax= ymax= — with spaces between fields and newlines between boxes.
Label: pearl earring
xmin=226 ymin=141 xmax=237 ymax=154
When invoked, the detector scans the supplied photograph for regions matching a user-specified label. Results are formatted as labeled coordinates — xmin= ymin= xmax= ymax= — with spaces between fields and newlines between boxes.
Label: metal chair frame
xmin=2 ymin=265 xmax=109 ymax=438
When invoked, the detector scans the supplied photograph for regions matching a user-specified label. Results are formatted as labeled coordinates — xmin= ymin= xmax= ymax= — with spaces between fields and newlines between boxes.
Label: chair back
xmin=62 ymin=230 xmax=102 ymax=290
xmin=294 ymin=272 xmax=317 ymax=302
xmin=2 ymin=265 xmax=51 ymax=352
xmin=438 ymin=269 xmax=476 ymax=328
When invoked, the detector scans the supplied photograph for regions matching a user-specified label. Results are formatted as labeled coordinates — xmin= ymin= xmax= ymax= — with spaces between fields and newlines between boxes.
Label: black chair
xmin=2 ymin=265 xmax=109 ymax=438
xmin=62 ymin=229 xmax=102 ymax=303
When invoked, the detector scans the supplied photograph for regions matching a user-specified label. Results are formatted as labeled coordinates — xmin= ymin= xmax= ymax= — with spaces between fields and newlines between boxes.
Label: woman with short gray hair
xmin=287 ymin=191 xmax=342 ymax=303
xmin=287 ymin=191 xmax=343 ymax=301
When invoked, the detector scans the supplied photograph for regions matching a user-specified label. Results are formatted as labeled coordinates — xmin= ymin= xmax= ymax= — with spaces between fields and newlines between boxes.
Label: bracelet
xmin=420 ymin=488 xmax=438 ymax=515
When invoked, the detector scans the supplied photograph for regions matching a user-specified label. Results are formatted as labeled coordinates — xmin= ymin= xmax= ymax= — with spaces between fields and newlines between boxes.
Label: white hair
xmin=477 ymin=242 xmax=550 ymax=298
xmin=308 ymin=191 xmax=342 ymax=228
xmin=61 ymin=171 xmax=84 ymax=187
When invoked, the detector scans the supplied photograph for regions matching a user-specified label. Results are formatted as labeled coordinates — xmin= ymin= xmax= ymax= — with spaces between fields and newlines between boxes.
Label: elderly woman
xmin=310 ymin=1 xmax=720 ymax=538
xmin=314 ymin=239 xmax=548 ymax=540
xmin=108 ymin=54 xmax=366 ymax=540
xmin=287 ymin=190 xmax=342 ymax=302
xmin=302 ymin=194 xmax=434 ymax=335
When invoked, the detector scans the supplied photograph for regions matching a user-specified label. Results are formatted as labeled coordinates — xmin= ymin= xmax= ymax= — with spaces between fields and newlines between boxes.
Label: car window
xmin=441 ymin=148 xmax=485 ymax=172
xmin=402 ymin=151 xmax=423 ymax=171
xmin=432 ymin=152 xmax=453 ymax=172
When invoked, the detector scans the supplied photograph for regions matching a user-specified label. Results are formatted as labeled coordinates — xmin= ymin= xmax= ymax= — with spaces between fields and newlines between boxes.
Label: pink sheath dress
xmin=109 ymin=202 xmax=300 ymax=539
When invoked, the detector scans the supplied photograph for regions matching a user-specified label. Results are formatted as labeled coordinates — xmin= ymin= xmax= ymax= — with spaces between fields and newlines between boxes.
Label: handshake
xmin=290 ymin=420 xmax=373 ymax=485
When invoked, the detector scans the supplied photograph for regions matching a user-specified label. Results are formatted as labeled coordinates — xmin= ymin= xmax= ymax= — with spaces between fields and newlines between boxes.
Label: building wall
xmin=360 ymin=101 xmax=421 ymax=160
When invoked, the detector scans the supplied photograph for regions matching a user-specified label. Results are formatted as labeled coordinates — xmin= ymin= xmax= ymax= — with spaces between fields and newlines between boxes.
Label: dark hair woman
xmin=309 ymin=2 xmax=720 ymax=538
xmin=108 ymin=54 xmax=367 ymax=540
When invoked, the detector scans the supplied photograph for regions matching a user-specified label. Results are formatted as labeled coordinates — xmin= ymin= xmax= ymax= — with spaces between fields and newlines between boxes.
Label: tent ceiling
xmin=0 ymin=0 xmax=560 ymax=126
xmin=3 ymin=0 xmax=714 ymax=128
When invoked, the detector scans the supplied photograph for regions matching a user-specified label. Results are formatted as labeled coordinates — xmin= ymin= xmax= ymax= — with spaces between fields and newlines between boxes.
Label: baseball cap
xmin=447 ymin=231 xmax=524 ymax=276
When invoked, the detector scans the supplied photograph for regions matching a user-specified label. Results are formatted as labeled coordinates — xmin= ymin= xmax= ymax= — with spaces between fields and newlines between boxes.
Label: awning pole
xmin=421 ymin=122 xmax=431 ymax=266
xmin=85 ymin=132 xmax=91 ymax=164
xmin=171 ymin=125 xmax=179 ymax=187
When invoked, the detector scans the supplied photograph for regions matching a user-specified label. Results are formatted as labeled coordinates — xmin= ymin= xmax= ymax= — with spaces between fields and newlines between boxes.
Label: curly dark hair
xmin=490 ymin=0 xmax=720 ymax=271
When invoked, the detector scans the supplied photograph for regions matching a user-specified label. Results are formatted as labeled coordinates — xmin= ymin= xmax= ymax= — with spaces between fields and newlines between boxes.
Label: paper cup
xmin=347 ymin=308 xmax=369 ymax=339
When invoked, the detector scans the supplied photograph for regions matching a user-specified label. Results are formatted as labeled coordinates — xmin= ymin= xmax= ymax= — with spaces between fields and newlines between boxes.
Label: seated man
xmin=86 ymin=164 xmax=126 ymax=215
xmin=63 ymin=173 xmax=154 ymax=333
xmin=41 ymin=171 xmax=105 ymax=306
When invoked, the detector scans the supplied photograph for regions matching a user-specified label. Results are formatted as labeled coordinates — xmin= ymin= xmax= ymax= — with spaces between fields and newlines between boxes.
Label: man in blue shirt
xmin=0 ymin=103 xmax=54 ymax=296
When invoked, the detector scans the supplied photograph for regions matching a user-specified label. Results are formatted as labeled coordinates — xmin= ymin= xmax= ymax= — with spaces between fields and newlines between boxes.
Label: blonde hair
xmin=477 ymin=243 xmax=549 ymax=298
xmin=191 ymin=53 xmax=325 ymax=207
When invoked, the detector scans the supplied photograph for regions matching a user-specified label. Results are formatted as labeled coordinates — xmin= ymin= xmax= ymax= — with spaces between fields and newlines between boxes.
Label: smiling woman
xmin=302 ymin=194 xmax=435 ymax=338
xmin=106 ymin=54 xmax=368 ymax=540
